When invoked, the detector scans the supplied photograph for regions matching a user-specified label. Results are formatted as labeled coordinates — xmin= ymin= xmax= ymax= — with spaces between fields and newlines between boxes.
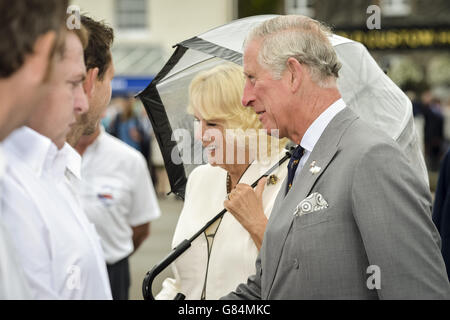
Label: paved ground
xmin=129 ymin=195 xmax=183 ymax=300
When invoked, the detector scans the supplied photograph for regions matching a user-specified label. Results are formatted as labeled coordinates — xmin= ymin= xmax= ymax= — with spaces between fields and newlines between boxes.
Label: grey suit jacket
xmin=223 ymin=108 xmax=450 ymax=299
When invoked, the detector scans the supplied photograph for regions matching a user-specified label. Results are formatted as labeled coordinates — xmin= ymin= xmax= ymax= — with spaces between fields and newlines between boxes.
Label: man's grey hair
xmin=245 ymin=15 xmax=342 ymax=88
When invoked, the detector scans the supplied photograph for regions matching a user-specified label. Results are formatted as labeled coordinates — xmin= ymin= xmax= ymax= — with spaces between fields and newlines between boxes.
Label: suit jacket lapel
xmin=263 ymin=107 xmax=359 ymax=298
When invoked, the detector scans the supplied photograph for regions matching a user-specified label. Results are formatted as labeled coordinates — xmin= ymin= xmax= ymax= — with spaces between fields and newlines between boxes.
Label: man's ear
xmin=83 ymin=67 xmax=100 ymax=99
xmin=25 ymin=31 xmax=56 ymax=84
xmin=286 ymin=57 xmax=303 ymax=93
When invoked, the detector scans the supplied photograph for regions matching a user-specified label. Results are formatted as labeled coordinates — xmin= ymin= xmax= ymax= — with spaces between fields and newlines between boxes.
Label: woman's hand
xmin=224 ymin=177 xmax=268 ymax=250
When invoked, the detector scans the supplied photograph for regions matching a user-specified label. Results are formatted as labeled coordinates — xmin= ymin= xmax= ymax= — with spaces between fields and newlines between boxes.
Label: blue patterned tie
xmin=286 ymin=145 xmax=305 ymax=195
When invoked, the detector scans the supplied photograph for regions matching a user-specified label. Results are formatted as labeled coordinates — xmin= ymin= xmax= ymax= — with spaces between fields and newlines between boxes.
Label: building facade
xmin=71 ymin=0 xmax=237 ymax=92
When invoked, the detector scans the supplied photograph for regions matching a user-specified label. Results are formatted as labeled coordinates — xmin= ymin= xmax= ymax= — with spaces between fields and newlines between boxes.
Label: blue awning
xmin=111 ymin=76 xmax=154 ymax=96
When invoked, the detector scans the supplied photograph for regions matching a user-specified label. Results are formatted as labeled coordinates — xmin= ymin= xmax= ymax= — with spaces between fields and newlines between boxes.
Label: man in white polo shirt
xmin=67 ymin=15 xmax=161 ymax=300
xmin=1 ymin=28 xmax=112 ymax=300
xmin=74 ymin=123 xmax=161 ymax=300
xmin=0 ymin=0 xmax=69 ymax=299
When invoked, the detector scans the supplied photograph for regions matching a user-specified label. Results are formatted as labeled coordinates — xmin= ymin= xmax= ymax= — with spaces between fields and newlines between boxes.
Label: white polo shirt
xmin=1 ymin=127 xmax=112 ymax=300
xmin=0 ymin=145 xmax=32 ymax=299
xmin=79 ymin=127 xmax=161 ymax=264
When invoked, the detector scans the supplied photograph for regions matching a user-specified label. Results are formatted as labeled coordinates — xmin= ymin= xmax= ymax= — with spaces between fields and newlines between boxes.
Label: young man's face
xmin=0 ymin=30 xmax=59 ymax=141
xmin=28 ymin=32 xmax=88 ymax=149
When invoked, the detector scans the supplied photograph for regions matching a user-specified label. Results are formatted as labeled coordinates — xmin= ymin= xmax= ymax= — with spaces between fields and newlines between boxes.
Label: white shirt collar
xmin=3 ymin=126 xmax=54 ymax=178
xmin=300 ymin=98 xmax=346 ymax=153
xmin=98 ymin=125 xmax=107 ymax=142
xmin=86 ymin=125 xmax=106 ymax=151
xmin=3 ymin=126 xmax=81 ymax=182
xmin=81 ymin=126 xmax=106 ymax=164
xmin=63 ymin=143 xmax=82 ymax=181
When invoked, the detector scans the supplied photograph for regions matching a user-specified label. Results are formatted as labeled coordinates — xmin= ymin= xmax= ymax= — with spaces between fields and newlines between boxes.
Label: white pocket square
xmin=294 ymin=192 xmax=329 ymax=216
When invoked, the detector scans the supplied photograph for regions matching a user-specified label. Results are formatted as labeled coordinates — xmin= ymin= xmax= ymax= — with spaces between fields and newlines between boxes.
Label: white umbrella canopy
xmin=138 ymin=15 xmax=428 ymax=199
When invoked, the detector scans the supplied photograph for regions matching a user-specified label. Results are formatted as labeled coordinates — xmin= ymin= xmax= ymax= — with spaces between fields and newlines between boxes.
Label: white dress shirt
xmin=79 ymin=127 xmax=161 ymax=264
xmin=1 ymin=127 xmax=112 ymax=300
xmin=0 ymin=145 xmax=32 ymax=299
xmin=156 ymin=150 xmax=288 ymax=300
xmin=296 ymin=98 xmax=347 ymax=176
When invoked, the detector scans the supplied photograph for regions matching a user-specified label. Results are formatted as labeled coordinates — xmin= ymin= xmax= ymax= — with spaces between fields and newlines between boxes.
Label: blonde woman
xmin=156 ymin=63 xmax=288 ymax=300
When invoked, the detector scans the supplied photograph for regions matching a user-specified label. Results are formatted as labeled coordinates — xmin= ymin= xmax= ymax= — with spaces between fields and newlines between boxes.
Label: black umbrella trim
xmin=179 ymin=36 xmax=243 ymax=65
xmin=137 ymin=45 xmax=188 ymax=200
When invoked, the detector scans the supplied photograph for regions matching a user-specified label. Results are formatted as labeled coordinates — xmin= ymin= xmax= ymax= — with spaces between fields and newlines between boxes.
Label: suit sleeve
xmin=221 ymin=252 xmax=263 ymax=300
xmin=351 ymin=141 xmax=450 ymax=299
xmin=433 ymin=150 xmax=450 ymax=232
xmin=432 ymin=149 xmax=450 ymax=280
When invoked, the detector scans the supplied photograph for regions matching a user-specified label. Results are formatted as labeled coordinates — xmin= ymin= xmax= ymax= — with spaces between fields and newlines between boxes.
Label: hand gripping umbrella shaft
xmin=142 ymin=150 xmax=293 ymax=300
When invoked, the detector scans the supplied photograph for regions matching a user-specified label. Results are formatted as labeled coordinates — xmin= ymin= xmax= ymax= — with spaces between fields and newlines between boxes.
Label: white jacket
xmin=157 ymin=151 xmax=288 ymax=300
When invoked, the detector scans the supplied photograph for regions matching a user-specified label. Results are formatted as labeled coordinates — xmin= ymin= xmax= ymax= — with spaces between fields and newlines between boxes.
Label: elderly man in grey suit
xmin=223 ymin=15 xmax=450 ymax=299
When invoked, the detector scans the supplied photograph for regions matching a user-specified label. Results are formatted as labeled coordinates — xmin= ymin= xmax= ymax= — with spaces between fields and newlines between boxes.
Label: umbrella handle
xmin=142 ymin=239 xmax=191 ymax=300
xmin=142 ymin=149 xmax=293 ymax=300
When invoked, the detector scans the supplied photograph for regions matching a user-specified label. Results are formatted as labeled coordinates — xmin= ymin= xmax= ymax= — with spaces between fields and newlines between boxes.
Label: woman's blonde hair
xmin=188 ymin=62 xmax=287 ymax=158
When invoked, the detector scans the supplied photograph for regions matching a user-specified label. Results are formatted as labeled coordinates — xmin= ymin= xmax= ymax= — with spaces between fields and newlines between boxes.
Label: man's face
xmin=0 ymin=30 xmax=59 ymax=141
xmin=28 ymin=32 xmax=88 ymax=148
xmin=81 ymin=60 xmax=115 ymax=135
xmin=242 ymin=39 xmax=292 ymax=139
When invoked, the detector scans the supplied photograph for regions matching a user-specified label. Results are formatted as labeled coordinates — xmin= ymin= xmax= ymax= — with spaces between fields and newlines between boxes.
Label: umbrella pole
xmin=142 ymin=150 xmax=293 ymax=300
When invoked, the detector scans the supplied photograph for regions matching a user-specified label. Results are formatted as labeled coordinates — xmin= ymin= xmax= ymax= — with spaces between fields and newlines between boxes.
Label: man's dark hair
xmin=0 ymin=0 xmax=69 ymax=78
xmin=81 ymin=15 xmax=114 ymax=80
